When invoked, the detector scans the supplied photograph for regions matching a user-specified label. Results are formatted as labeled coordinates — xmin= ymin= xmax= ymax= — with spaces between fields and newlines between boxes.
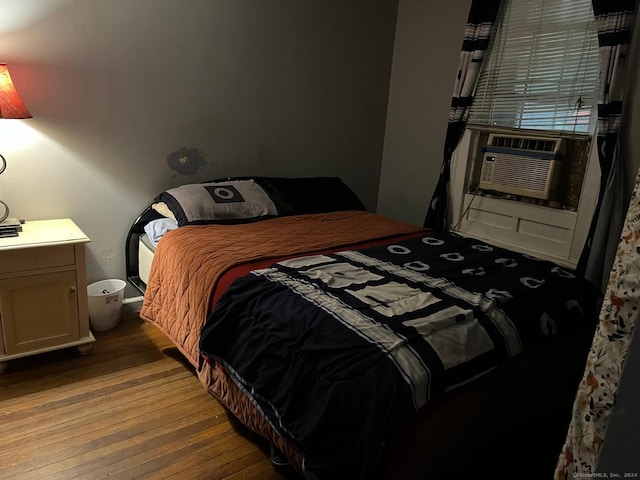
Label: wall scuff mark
xmin=167 ymin=147 xmax=207 ymax=176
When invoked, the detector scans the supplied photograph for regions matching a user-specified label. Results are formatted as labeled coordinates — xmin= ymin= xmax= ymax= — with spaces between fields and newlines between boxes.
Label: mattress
xmin=138 ymin=233 xmax=155 ymax=287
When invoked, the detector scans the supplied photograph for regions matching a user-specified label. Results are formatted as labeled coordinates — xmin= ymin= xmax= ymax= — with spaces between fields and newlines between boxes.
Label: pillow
xmin=143 ymin=217 xmax=179 ymax=248
xmin=151 ymin=202 xmax=176 ymax=222
xmin=152 ymin=179 xmax=278 ymax=226
xmin=253 ymin=176 xmax=366 ymax=215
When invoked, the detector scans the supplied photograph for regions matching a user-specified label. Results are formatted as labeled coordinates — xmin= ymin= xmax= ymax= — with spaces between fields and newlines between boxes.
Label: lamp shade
xmin=0 ymin=63 xmax=32 ymax=119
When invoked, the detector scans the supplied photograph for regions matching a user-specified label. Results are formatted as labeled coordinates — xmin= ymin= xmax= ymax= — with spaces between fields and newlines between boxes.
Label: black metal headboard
xmin=125 ymin=204 xmax=164 ymax=295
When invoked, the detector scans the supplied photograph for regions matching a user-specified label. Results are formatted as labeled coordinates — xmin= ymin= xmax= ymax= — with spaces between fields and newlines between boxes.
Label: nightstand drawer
xmin=0 ymin=245 xmax=75 ymax=274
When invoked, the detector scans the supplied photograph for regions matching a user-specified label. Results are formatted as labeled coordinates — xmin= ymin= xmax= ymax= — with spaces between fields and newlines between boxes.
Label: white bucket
xmin=87 ymin=279 xmax=126 ymax=332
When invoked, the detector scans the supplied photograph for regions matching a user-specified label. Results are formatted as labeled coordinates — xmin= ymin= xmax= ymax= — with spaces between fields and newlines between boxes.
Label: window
xmin=468 ymin=0 xmax=599 ymax=134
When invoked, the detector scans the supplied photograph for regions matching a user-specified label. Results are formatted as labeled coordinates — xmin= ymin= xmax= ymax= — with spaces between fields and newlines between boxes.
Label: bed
xmin=131 ymin=176 xmax=601 ymax=479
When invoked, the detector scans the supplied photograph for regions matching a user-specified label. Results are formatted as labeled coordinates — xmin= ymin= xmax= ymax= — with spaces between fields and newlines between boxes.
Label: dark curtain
xmin=577 ymin=0 xmax=638 ymax=291
xmin=423 ymin=0 xmax=501 ymax=231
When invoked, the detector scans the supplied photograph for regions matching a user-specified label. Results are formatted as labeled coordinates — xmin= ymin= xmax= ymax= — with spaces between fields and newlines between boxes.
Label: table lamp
xmin=0 ymin=63 xmax=32 ymax=231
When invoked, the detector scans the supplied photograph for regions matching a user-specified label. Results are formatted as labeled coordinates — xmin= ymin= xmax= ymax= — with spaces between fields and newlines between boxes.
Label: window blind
xmin=469 ymin=0 xmax=599 ymax=134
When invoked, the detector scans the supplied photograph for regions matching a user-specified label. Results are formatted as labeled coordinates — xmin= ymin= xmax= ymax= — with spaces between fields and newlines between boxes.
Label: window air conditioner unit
xmin=478 ymin=132 xmax=565 ymax=200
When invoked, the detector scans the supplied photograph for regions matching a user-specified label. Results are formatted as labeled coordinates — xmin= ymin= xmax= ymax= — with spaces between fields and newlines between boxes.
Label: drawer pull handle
xmin=70 ymin=286 xmax=77 ymax=293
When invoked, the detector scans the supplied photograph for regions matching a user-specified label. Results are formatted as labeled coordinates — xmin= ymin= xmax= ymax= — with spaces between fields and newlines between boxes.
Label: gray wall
xmin=377 ymin=0 xmax=471 ymax=225
xmin=0 ymin=0 xmax=398 ymax=283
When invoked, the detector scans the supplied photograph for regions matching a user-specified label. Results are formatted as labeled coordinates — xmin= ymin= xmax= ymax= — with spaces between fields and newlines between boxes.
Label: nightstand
xmin=0 ymin=219 xmax=95 ymax=373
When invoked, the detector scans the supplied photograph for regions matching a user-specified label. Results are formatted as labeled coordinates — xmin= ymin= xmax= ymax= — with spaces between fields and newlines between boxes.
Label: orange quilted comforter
xmin=139 ymin=211 xmax=425 ymax=368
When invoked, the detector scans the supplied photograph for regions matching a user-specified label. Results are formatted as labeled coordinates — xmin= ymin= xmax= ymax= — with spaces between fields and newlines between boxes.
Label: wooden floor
xmin=0 ymin=302 xmax=286 ymax=480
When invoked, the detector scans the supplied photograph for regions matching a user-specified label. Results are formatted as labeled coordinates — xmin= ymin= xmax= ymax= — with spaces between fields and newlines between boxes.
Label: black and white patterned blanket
xmin=199 ymin=231 xmax=599 ymax=479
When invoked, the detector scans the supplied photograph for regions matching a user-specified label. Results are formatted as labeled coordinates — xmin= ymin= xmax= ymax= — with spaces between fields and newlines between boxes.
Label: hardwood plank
xmin=1 ymin=364 xmax=188 ymax=422
xmin=90 ymin=427 xmax=250 ymax=480
xmin=0 ymin=302 xmax=287 ymax=480
xmin=34 ymin=416 xmax=232 ymax=479
xmin=0 ymin=381 xmax=213 ymax=471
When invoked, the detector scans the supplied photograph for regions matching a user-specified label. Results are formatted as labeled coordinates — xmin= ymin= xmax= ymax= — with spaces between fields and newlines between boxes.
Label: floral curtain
xmin=577 ymin=0 xmax=638 ymax=292
xmin=555 ymin=166 xmax=640 ymax=479
xmin=423 ymin=0 xmax=501 ymax=231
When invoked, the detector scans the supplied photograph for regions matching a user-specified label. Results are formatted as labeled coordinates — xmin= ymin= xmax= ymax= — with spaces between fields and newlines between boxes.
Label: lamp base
xmin=0 ymin=217 xmax=22 ymax=237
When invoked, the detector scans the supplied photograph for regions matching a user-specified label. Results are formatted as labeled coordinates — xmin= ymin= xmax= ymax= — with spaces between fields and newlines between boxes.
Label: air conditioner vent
xmin=478 ymin=133 xmax=565 ymax=200
xmin=490 ymin=134 xmax=559 ymax=153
